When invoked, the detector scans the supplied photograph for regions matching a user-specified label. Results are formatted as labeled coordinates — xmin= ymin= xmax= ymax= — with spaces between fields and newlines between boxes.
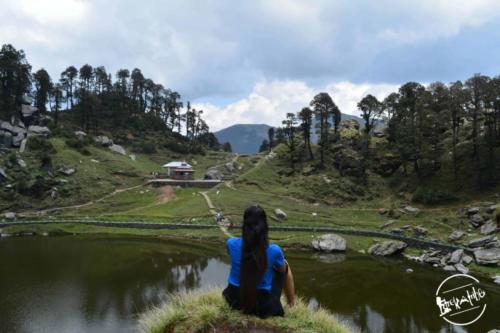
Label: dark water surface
xmin=0 ymin=236 xmax=498 ymax=333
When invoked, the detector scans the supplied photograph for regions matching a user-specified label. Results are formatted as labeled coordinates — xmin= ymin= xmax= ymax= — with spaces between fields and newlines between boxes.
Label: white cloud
xmin=194 ymin=80 xmax=399 ymax=131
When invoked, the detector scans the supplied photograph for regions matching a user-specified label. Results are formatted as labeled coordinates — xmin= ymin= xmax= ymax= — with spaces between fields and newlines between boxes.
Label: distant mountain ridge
xmin=215 ymin=113 xmax=364 ymax=154
xmin=214 ymin=124 xmax=271 ymax=154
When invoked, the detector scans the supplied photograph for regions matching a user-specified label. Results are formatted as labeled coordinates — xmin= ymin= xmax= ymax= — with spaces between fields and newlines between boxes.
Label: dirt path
xmin=19 ymin=183 xmax=146 ymax=217
xmin=157 ymin=185 xmax=175 ymax=204
xmin=200 ymin=191 xmax=233 ymax=238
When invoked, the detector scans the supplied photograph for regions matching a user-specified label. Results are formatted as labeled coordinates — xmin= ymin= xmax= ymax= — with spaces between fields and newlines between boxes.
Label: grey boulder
xmin=109 ymin=144 xmax=127 ymax=155
xmin=468 ymin=236 xmax=496 ymax=248
xmin=469 ymin=214 xmax=485 ymax=228
xmin=480 ymin=220 xmax=497 ymax=235
xmin=474 ymin=247 xmax=500 ymax=265
xmin=413 ymin=225 xmax=428 ymax=237
xmin=225 ymin=162 xmax=236 ymax=173
xmin=204 ymin=168 xmax=223 ymax=180
xmin=448 ymin=230 xmax=466 ymax=242
xmin=274 ymin=208 xmax=288 ymax=220
xmin=447 ymin=249 xmax=464 ymax=265
xmin=312 ymin=234 xmax=347 ymax=252
xmin=467 ymin=207 xmax=481 ymax=215
xmin=368 ymin=241 xmax=407 ymax=256
xmin=404 ymin=205 xmax=420 ymax=214
xmin=4 ymin=212 xmax=16 ymax=220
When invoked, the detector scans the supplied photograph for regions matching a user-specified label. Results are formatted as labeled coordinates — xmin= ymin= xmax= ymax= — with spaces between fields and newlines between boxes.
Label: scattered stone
xmin=274 ymin=208 xmax=288 ymax=220
xmin=486 ymin=204 xmax=498 ymax=214
xmin=413 ymin=225 xmax=428 ymax=237
xmin=480 ymin=220 xmax=497 ymax=235
xmin=204 ymin=168 xmax=223 ymax=180
xmin=90 ymin=159 xmax=99 ymax=163
xmin=129 ymin=154 xmax=136 ymax=161
xmin=322 ymin=175 xmax=332 ymax=184
xmin=368 ymin=241 xmax=407 ymax=256
xmin=94 ymin=135 xmax=113 ymax=146
xmin=4 ymin=212 xmax=16 ymax=220
xmin=448 ymin=230 xmax=466 ymax=242
xmin=404 ymin=205 xmax=420 ymax=214
xmin=462 ymin=255 xmax=473 ymax=265
xmin=59 ymin=167 xmax=76 ymax=176
xmin=0 ymin=167 xmax=9 ymax=181
xmin=454 ymin=263 xmax=469 ymax=274
xmin=493 ymin=276 xmax=500 ymax=285
xmin=422 ymin=253 xmax=442 ymax=265
xmin=481 ymin=201 xmax=495 ymax=207
xmin=474 ymin=247 xmax=500 ymax=265
xmin=311 ymin=234 xmax=347 ymax=252
xmin=390 ymin=228 xmax=404 ymax=235
xmin=447 ymin=249 xmax=464 ymax=265
xmin=17 ymin=158 xmax=26 ymax=168
xmin=469 ymin=214 xmax=485 ymax=228
xmin=378 ymin=208 xmax=388 ymax=215
xmin=467 ymin=207 xmax=481 ymax=215
xmin=406 ymin=268 xmax=413 ymax=273
xmin=225 ymin=162 xmax=236 ymax=173
xmin=74 ymin=131 xmax=87 ymax=139
xmin=443 ymin=265 xmax=456 ymax=272
xmin=467 ymin=235 xmax=496 ymax=248
xmin=379 ymin=220 xmax=396 ymax=229
xmin=109 ymin=144 xmax=127 ymax=155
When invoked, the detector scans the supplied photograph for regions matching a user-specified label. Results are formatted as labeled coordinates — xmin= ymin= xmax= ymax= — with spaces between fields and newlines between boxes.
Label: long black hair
xmin=240 ymin=205 xmax=269 ymax=313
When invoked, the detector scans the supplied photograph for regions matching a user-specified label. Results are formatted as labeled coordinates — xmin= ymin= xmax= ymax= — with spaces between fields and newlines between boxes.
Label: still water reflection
xmin=0 ymin=236 xmax=498 ymax=333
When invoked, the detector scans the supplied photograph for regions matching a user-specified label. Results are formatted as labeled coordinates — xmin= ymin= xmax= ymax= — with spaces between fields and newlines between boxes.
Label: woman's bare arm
xmin=275 ymin=260 xmax=295 ymax=306
xmin=283 ymin=260 xmax=295 ymax=306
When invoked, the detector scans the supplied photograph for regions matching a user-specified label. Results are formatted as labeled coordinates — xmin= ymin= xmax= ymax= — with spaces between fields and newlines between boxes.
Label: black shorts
xmin=222 ymin=270 xmax=285 ymax=318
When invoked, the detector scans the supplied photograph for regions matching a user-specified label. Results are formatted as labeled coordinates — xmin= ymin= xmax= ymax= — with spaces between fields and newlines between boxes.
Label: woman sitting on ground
xmin=223 ymin=205 xmax=295 ymax=318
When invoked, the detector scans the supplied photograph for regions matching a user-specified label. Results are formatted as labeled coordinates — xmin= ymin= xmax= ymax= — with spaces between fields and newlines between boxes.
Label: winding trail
xmin=200 ymin=191 xmax=233 ymax=238
xmin=19 ymin=183 xmax=146 ymax=217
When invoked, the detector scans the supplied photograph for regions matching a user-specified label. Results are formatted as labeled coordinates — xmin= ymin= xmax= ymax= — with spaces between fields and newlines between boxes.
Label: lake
xmin=0 ymin=236 xmax=498 ymax=333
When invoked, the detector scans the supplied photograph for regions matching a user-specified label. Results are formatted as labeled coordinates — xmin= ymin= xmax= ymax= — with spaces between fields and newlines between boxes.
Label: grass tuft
xmin=138 ymin=287 xmax=354 ymax=333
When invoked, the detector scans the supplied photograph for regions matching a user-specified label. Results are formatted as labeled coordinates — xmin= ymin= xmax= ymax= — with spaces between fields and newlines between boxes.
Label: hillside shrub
xmin=27 ymin=137 xmax=56 ymax=154
xmin=132 ymin=141 xmax=157 ymax=154
xmin=65 ymin=137 xmax=92 ymax=155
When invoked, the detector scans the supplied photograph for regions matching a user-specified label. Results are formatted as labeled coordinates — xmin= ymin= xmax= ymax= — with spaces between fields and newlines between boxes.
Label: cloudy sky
xmin=2 ymin=0 xmax=500 ymax=130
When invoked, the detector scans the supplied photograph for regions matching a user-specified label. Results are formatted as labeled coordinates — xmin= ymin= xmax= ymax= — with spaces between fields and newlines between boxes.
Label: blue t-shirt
xmin=226 ymin=237 xmax=285 ymax=291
